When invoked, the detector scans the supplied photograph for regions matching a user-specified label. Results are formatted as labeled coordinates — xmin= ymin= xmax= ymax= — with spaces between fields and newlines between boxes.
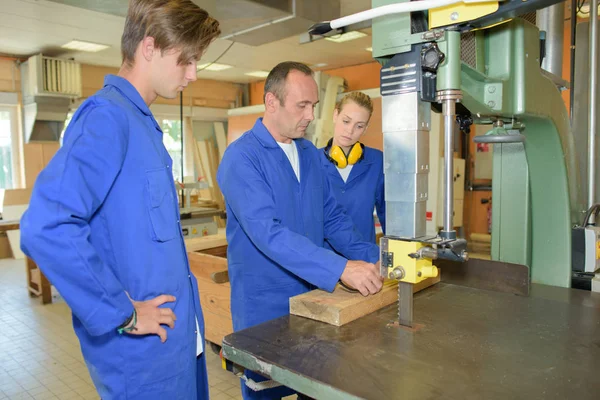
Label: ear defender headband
xmin=324 ymin=138 xmax=364 ymax=169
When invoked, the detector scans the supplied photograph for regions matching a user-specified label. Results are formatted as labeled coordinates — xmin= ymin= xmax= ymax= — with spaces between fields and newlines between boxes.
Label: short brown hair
xmin=263 ymin=62 xmax=314 ymax=104
xmin=335 ymin=92 xmax=374 ymax=120
xmin=121 ymin=0 xmax=220 ymax=67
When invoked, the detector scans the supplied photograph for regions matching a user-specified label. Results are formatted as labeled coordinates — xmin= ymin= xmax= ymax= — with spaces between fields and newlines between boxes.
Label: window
xmin=0 ymin=105 xmax=21 ymax=189
xmin=59 ymin=110 xmax=75 ymax=146
xmin=159 ymin=119 xmax=183 ymax=182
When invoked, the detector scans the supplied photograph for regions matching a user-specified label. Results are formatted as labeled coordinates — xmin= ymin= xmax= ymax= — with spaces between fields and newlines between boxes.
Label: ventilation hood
xmin=46 ymin=0 xmax=341 ymax=46
xmin=215 ymin=0 xmax=341 ymax=46
xmin=21 ymin=97 xmax=70 ymax=143
xmin=20 ymin=55 xmax=81 ymax=143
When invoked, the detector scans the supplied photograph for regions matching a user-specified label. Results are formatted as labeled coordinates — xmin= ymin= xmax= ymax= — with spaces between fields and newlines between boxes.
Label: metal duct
xmin=47 ymin=0 xmax=341 ymax=46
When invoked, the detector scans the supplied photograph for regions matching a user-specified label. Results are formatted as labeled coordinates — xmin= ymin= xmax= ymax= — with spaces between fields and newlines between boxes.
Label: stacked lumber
xmin=469 ymin=233 xmax=491 ymax=255
xmin=185 ymin=119 xmax=228 ymax=227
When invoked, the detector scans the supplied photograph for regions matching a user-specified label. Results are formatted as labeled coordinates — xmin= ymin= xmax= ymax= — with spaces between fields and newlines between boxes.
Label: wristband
xmin=117 ymin=309 xmax=137 ymax=335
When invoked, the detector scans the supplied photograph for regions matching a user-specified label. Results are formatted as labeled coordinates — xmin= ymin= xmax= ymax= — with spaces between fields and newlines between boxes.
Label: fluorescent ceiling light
xmin=197 ymin=63 xmax=232 ymax=71
xmin=312 ymin=63 xmax=328 ymax=68
xmin=366 ymin=47 xmax=373 ymax=52
xmin=325 ymin=31 xmax=367 ymax=43
xmin=245 ymin=71 xmax=270 ymax=78
xmin=61 ymin=40 xmax=109 ymax=52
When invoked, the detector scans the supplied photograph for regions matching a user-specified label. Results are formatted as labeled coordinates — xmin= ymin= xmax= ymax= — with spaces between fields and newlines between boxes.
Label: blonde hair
xmin=121 ymin=0 xmax=220 ymax=67
xmin=335 ymin=92 xmax=374 ymax=119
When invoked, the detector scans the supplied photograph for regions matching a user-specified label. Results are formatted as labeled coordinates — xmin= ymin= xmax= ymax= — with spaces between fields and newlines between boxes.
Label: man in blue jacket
xmin=20 ymin=1 xmax=220 ymax=399
xmin=217 ymin=62 xmax=384 ymax=400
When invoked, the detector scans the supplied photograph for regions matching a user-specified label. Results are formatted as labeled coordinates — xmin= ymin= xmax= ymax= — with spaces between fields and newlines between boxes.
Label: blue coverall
xmin=319 ymin=145 xmax=386 ymax=248
xmin=217 ymin=118 xmax=379 ymax=399
xmin=20 ymin=75 xmax=208 ymax=400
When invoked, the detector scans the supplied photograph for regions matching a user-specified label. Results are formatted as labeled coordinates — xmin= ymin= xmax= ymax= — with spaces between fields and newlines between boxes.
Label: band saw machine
xmin=221 ymin=1 xmax=600 ymax=398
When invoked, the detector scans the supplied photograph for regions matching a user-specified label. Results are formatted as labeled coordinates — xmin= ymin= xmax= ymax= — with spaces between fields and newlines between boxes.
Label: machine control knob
xmin=421 ymin=42 xmax=445 ymax=73
xmin=389 ymin=267 xmax=405 ymax=280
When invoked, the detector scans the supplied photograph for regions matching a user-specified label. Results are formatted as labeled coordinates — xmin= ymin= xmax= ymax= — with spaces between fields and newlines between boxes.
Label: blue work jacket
xmin=319 ymin=146 xmax=386 ymax=247
xmin=20 ymin=75 xmax=208 ymax=400
xmin=217 ymin=118 xmax=380 ymax=332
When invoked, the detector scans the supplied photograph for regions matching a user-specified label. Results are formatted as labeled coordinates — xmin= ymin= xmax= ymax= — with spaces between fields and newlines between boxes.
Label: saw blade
xmin=398 ymin=281 xmax=414 ymax=327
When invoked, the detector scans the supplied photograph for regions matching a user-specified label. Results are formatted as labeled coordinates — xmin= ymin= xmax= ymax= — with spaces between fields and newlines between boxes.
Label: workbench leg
xmin=41 ymin=272 xmax=52 ymax=305
xmin=25 ymin=256 xmax=53 ymax=304
xmin=25 ymin=257 xmax=37 ymax=297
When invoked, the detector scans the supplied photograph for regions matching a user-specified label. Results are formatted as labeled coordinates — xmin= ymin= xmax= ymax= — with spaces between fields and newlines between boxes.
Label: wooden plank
xmin=192 ymin=137 xmax=206 ymax=182
xmin=206 ymin=141 xmax=219 ymax=200
xmin=196 ymin=276 xmax=231 ymax=318
xmin=184 ymin=232 xmax=227 ymax=253
xmin=198 ymin=245 xmax=227 ymax=258
xmin=183 ymin=117 xmax=196 ymax=180
xmin=205 ymin=140 xmax=226 ymax=228
xmin=470 ymin=233 xmax=491 ymax=243
xmin=207 ymin=140 xmax=224 ymax=205
xmin=214 ymin=122 xmax=227 ymax=161
xmin=188 ymin=250 xmax=228 ymax=282
xmin=188 ymin=250 xmax=232 ymax=345
xmin=469 ymin=233 xmax=491 ymax=255
xmin=290 ymin=274 xmax=441 ymax=326
xmin=196 ymin=140 xmax=213 ymax=188
xmin=470 ymin=243 xmax=491 ymax=252
xmin=202 ymin=309 xmax=233 ymax=345
xmin=0 ymin=220 xmax=20 ymax=232
xmin=188 ymin=248 xmax=227 ymax=274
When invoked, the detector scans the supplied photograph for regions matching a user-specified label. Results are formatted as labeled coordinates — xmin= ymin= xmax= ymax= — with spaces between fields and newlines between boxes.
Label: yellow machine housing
xmin=382 ymin=238 xmax=439 ymax=284
xmin=428 ymin=1 xmax=499 ymax=28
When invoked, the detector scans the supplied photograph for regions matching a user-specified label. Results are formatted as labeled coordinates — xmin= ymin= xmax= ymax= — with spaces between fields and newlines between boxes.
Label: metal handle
xmin=473 ymin=134 xmax=526 ymax=143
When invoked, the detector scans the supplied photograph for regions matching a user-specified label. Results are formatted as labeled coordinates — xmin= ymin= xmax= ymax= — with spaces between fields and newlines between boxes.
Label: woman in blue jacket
xmin=321 ymin=92 xmax=385 ymax=248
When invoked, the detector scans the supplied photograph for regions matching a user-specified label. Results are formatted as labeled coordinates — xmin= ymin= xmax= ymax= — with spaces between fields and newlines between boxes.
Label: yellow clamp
xmin=384 ymin=239 xmax=438 ymax=284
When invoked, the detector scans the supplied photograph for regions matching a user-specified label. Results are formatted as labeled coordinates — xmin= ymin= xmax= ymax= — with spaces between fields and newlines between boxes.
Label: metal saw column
xmin=436 ymin=30 xmax=461 ymax=239
xmin=382 ymin=55 xmax=431 ymax=239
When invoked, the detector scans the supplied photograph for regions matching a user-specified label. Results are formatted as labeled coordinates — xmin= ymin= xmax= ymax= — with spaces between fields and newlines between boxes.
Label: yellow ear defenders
xmin=324 ymin=138 xmax=364 ymax=169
